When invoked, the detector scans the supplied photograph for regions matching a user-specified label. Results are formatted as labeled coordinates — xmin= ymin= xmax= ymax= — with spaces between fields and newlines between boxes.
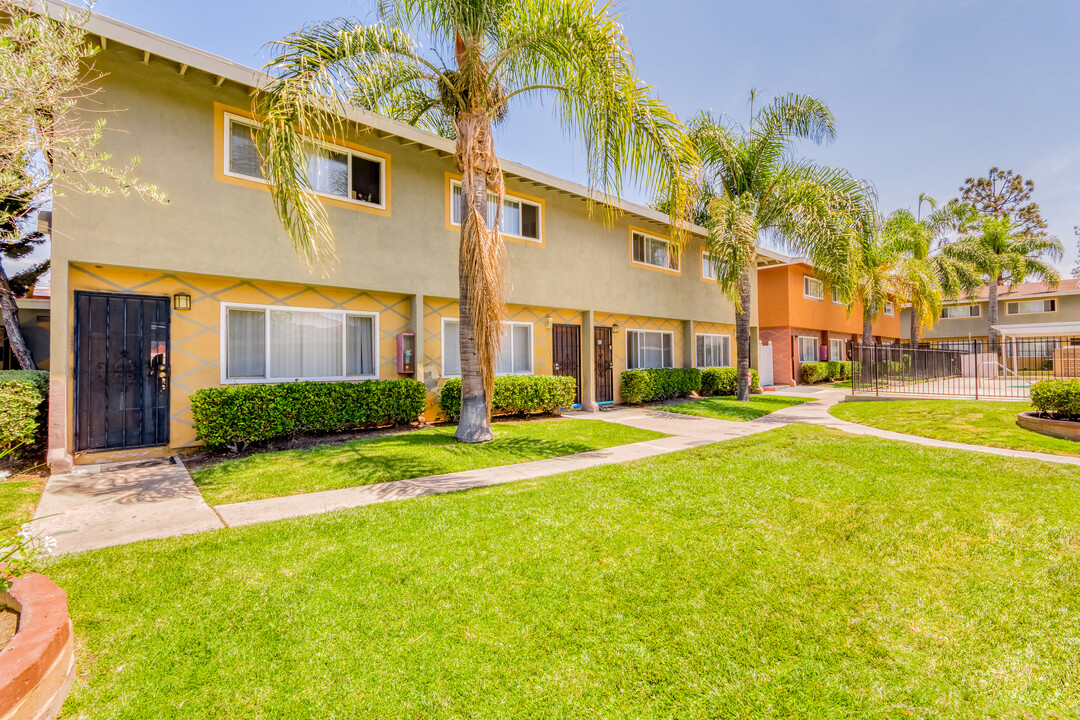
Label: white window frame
xmin=941 ymin=304 xmax=981 ymax=319
xmin=220 ymin=302 xmax=380 ymax=384
xmin=797 ymin=335 xmax=819 ymax=363
xmin=1005 ymin=298 xmax=1057 ymax=315
xmin=441 ymin=318 xmax=534 ymax=377
xmin=829 ymin=338 xmax=845 ymax=361
xmin=626 ymin=328 xmax=675 ymax=369
xmin=884 ymin=300 xmax=895 ymax=317
xmin=803 ymin=275 xmax=824 ymax=301
xmin=701 ymin=251 xmax=718 ymax=281
xmin=695 ymin=333 xmax=731 ymax=368
xmin=831 ymin=287 xmax=844 ymax=305
xmin=223 ymin=112 xmax=387 ymax=210
xmin=631 ymin=230 xmax=680 ymax=272
xmin=448 ymin=179 xmax=542 ymax=243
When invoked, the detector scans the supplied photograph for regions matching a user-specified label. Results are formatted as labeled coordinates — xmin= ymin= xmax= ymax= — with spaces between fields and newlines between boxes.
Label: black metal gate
xmin=74 ymin=292 xmax=171 ymax=451
xmin=850 ymin=337 xmax=1075 ymax=399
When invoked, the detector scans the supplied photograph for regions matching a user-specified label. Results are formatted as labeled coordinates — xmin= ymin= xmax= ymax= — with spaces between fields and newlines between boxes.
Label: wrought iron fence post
xmin=973 ymin=338 xmax=979 ymax=400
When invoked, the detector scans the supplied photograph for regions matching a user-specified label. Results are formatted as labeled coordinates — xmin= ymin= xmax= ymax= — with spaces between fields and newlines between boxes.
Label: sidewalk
xmin=32 ymin=459 xmax=224 ymax=554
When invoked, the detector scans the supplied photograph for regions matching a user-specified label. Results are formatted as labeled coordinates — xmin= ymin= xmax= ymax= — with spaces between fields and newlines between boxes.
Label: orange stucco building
xmin=757 ymin=260 xmax=902 ymax=385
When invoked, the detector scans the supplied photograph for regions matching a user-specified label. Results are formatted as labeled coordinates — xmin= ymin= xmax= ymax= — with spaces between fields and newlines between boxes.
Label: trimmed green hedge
xmin=699 ymin=367 xmax=761 ymax=396
xmin=191 ymin=379 xmax=427 ymax=450
xmin=0 ymin=370 xmax=49 ymax=452
xmin=801 ymin=361 xmax=852 ymax=384
xmin=1031 ymin=379 xmax=1080 ymax=421
xmin=436 ymin=375 xmax=576 ymax=421
xmin=620 ymin=368 xmax=701 ymax=404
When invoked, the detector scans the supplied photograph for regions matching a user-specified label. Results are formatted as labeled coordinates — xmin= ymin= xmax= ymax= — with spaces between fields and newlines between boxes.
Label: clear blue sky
xmin=96 ymin=0 xmax=1080 ymax=272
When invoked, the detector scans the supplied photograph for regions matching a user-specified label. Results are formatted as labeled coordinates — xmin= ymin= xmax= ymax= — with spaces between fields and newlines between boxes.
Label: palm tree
xmin=256 ymin=0 xmax=693 ymax=442
xmin=946 ymin=216 xmax=1062 ymax=344
xmin=853 ymin=213 xmax=929 ymax=345
xmin=690 ymin=92 xmax=871 ymax=400
xmin=880 ymin=195 xmax=978 ymax=346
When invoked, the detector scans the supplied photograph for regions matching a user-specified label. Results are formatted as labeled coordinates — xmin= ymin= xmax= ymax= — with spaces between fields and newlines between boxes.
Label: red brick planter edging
xmin=1017 ymin=412 xmax=1080 ymax=443
xmin=0 ymin=574 xmax=75 ymax=720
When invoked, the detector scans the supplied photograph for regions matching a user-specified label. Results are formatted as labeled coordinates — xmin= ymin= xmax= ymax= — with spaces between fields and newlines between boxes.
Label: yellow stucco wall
xmin=69 ymin=264 xmax=411 ymax=447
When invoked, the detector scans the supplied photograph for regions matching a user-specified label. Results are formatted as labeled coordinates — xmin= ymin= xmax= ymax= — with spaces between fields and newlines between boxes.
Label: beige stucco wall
xmin=903 ymin=293 xmax=1080 ymax=341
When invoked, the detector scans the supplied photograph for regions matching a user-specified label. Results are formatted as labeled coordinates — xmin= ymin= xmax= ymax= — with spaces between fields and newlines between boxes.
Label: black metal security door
xmin=552 ymin=324 xmax=581 ymax=404
xmin=74 ymin=292 xmax=170 ymax=451
xmin=594 ymin=326 xmax=613 ymax=403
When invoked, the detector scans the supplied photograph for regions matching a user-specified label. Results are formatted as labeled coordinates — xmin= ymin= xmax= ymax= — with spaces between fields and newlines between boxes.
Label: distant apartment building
xmin=757 ymin=259 xmax=901 ymax=385
xmin=901 ymin=279 xmax=1080 ymax=350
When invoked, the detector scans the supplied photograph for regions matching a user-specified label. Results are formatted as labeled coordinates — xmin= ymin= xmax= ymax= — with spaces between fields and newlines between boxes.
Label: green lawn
xmin=0 ymin=478 xmax=43 ymax=530
xmin=45 ymin=425 xmax=1080 ymax=718
xmin=830 ymin=399 xmax=1079 ymax=457
xmin=191 ymin=419 xmax=663 ymax=505
xmin=657 ymin=394 xmax=811 ymax=421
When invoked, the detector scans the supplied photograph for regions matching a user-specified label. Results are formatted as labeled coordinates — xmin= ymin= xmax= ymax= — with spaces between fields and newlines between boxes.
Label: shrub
xmin=620 ymin=368 xmax=701 ymax=404
xmin=699 ymin=367 xmax=761 ymax=396
xmin=1030 ymin=379 xmax=1080 ymax=421
xmin=0 ymin=370 xmax=49 ymax=452
xmin=800 ymin=362 xmax=828 ymax=384
xmin=436 ymin=375 xmax=576 ymax=421
xmin=191 ymin=379 xmax=427 ymax=450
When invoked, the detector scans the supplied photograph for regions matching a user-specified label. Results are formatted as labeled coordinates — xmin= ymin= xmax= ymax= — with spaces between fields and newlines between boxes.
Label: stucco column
xmin=410 ymin=293 xmax=431 ymax=389
xmin=46 ymin=262 xmax=73 ymax=474
xmin=683 ymin=320 xmax=695 ymax=369
xmin=579 ymin=310 xmax=599 ymax=412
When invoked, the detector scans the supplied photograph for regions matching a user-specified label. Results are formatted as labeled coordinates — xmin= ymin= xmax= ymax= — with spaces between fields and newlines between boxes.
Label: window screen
xmin=228 ymin=120 xmax=263 ymax=179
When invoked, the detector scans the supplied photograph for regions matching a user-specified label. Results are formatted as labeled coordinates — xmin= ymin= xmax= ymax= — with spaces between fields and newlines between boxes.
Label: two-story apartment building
xmin=757 ymin=259 xmax=901 ymax=385
xmin=901 ymin=279 xmax=1080 ymax=349
xmin=43 ymin=8 xmax=783 ymax=472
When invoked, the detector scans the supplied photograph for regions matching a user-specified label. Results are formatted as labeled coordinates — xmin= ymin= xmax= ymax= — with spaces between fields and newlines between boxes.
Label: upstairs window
xmin=884 ymin=300 xmax=895 ymax=317
xmin=832 ymin=287 xmax=844 ymax=305
xmin=449 ymin=180 xmax=541 ymax=241
xmin=941 ymin=304 xmax=981 ymax=319
xmin=702 ymin=251 xmax=718 ymax=281
xmin=224 ymin=113 xmax=385 ymax=208
xmin=696 ymin=334 xmax=730 ymax=368
xmin=627 ymin=329 xmax=674 ymax=369
xmin=631 ymin=230 xmax=679 ymax=271
xmin=1006 ymin=298 xmax=1056 ymax=315
xmin=803 ymin=275 xmax=824 ymax=300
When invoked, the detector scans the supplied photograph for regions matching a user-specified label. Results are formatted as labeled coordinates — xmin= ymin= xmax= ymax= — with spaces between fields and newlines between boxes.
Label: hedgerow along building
xmin=44 ymin=6 xmax=785 ymax=472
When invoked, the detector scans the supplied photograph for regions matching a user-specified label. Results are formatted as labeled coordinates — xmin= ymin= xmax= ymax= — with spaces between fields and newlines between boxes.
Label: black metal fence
xmin=850 ymin=337 xmax=1079 ymax=399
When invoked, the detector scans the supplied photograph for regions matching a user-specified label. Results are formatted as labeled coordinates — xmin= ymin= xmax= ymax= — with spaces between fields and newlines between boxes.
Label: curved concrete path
xmin=33 ymin=388 xmax=1079 ymax=554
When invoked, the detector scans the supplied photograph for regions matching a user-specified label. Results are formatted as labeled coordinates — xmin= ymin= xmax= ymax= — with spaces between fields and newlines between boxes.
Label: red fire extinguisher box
xmin=397 ymin=332 xmax=416 ymax=374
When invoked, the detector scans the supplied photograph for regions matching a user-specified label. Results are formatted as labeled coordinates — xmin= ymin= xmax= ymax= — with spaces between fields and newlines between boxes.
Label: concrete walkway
xmin=33 ymin=388 xmax=1079 ymax=553
xmin=32 ymin=458 xmax=223 ymax=554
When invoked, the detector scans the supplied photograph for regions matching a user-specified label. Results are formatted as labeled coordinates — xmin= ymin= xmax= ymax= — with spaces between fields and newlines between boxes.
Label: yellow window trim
xmin=444 ymin=173 xmax=546 ymax=247
xmin=213 ymin=102 xmax=392 ymax=218
xmin=629 ymin=226 xmax=681 ymax=276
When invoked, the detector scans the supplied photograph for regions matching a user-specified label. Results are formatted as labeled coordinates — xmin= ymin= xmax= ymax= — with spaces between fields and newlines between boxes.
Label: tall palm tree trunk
xmin=986 ymin=278 xmax=1000 ymax=346
xmin=454 ymin=110 xmax=505 ymax=443
xmin=909 ymin=306 xmax=920 ymax=348
xmin=735 ymin=267 xmax=752 ymax=401
xmin=862 ymin=303 xmax=874 ymax=345
xmin=0 ymin=265 xmax=34 ymax=369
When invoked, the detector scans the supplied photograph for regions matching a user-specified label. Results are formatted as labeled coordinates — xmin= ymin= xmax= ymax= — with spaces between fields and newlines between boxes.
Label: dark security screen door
xmin=594 ymin=326 xmax=613 ymax=403
xmin=552 ymin=324 xmax=581 ymax=404
xmin=74 ymin=292 xmax=170 ymax=451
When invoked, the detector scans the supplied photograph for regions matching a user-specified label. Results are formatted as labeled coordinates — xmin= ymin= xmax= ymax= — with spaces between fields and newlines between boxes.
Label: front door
xmin=552 ymin=324 xmax=581 ymax=404
xmin=594 ymin=326 xmax=613 ymax=403
xmin=74 ymin=292 xmax=170 ymax=451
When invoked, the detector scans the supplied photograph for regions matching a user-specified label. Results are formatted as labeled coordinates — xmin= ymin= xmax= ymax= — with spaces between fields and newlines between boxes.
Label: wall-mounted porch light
xmin=173 ymin=293 xmax=191 ymax=311
xmin=544 ymin=315 xmax=553 ymax=329
xmin=611 ymin=323 xmax=620 ymax=333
